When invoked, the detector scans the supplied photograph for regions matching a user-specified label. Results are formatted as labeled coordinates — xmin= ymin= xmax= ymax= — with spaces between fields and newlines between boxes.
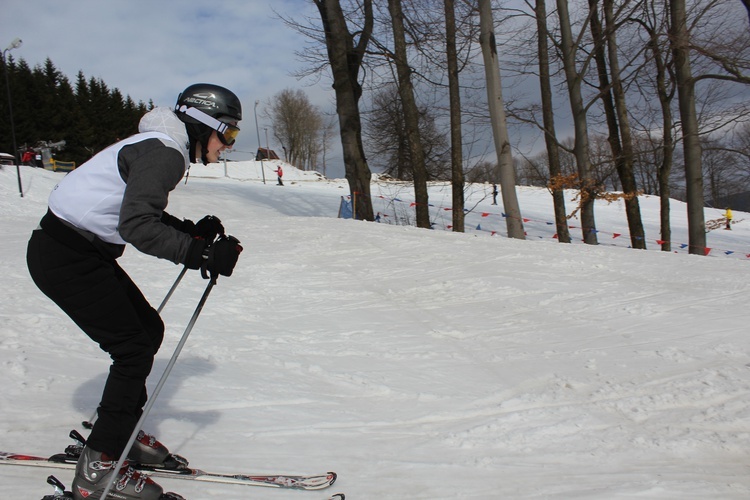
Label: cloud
xmin=0 ymin=0 xmax=345 ymax=175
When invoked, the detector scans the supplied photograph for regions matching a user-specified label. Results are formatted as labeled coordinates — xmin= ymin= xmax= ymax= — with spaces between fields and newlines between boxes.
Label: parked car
xmin=0 ymin=152 xmax=15 ymax=165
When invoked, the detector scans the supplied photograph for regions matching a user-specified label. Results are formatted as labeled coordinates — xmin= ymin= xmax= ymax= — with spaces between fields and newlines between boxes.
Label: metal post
xmin=254 ymin=100 xmax=266 ymax=184
xmin=2 ymin=38 xmax=23 ymax=198
xmin=265 ymin=127 xmax=278 ymax=185
xmin=265 ymin=127 xmax=270 ymax=162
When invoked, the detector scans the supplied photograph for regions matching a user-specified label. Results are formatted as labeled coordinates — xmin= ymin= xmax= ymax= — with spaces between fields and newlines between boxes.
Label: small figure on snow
xmin=492 ymin=183 xmax=498 ymax=205
xmin=276 ymin=165 xmax=284 ymax=186
xmin=26 ymin=84 xmax=244 ymax=500
xmin=724 ymin=207 xmax=733 ymax=230
xmin=21 ymin=148 xmax=34 ymax=166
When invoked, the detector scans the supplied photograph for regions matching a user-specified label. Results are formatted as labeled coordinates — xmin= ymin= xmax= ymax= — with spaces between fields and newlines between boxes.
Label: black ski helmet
xmin=175 ymin=83 xmax=242 ymax=164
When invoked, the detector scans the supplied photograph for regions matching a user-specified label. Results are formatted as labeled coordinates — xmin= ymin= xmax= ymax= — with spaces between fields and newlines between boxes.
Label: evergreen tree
xmin=0 ymin=57 xmax=151 ymax=167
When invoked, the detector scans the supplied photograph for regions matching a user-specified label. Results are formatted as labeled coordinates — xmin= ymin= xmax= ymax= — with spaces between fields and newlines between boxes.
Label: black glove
xmin=185 ymin=238 xmax=209 ymax=270
xmin=191 ymin=215 xmax=225 ymax=242
xmin=202 ymin=235 xmax=243 ymax=278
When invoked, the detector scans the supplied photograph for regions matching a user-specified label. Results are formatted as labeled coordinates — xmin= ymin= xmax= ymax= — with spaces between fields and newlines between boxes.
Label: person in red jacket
xmin=276 ymin=165 xmax=284 ymax=186
xmin=21 ymin=148 xmax=34 ymax=165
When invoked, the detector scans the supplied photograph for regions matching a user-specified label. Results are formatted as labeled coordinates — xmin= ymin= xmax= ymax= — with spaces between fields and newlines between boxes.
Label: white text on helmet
xmin=183 ymin=96 xmax=218 ymax=108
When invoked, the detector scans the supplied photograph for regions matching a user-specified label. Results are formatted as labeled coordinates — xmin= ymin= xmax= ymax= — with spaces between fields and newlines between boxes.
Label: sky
xmin=0 ymin=1 xmax=346 ymax=176
xmin=1 ymin=162 xmax=749 ymax=498
xmin=4 ymin=0 xmax=750 ymax=185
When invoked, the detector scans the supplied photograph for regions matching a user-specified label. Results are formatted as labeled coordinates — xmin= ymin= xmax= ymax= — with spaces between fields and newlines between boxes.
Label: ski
xmin=39 ymin=474 xmax=345 ymax=500
xmin=41 ymin=474 xmax=186 ymax=500
xmin=0 ymin=451 xmax=338 ymax=491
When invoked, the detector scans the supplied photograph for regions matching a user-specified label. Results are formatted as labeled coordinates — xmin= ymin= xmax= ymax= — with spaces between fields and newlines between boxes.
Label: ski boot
xmin=129 ymin=430 xmax=188 ymax=470
xmin=66 ymin=430 xmax=188 ymax=470
xmin=44 ymin=472 xmax=185 ymax=500
xmin=71 ymin=446 xmax=172 ymax=500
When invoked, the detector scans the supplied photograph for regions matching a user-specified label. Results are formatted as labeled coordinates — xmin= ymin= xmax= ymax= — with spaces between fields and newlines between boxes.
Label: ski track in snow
xmin=1 ymin=164 xmax=749 ymax=499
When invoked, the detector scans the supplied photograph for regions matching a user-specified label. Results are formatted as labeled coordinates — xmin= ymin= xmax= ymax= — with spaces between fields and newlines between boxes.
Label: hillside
xmin=1 ymin=162 xmax=749 ymax=499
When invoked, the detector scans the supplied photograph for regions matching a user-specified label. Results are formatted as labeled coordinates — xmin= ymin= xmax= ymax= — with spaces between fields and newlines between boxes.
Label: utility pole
xmin=3 ymin=37 xmax=23 ymax=197
xmin=254 ymin=100 xmax=266 ymax=184
xmin=264 ymin=127 xmax=270 ymax=162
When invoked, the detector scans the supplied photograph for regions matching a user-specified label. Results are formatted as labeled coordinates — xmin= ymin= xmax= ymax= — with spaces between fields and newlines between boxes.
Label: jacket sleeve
xmin=117 ymin=139 xmax=194 ymax=265
xmin=161 ymin=211 xmax=194 ymax=233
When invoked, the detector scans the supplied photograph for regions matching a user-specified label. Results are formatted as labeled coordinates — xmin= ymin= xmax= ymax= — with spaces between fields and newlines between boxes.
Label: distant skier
xmin=26 ymin=83 xmax=244 ymax=500
xmin=492 ymin=183 xmax=498 ymax=205
xmin=21 ymin=148 xmax=34 ymax=166
xmin=276 ymin=165 xmax=284 ymax=186
xmin=724 ymin=207 xmax=733 ymax=230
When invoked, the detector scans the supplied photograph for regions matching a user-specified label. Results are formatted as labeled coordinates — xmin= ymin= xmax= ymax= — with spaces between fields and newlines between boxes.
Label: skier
xmin=724 ymin=207 xmax=733 ymax=230
xmin=492 ymin=183 xmax=498 ymax=205
xmin=276 ymin=165 xmax=284 ymax=186
xmin=26 ymin=83 xmax=244 ymax=500
xmin=22 ymin=148 xmax=34 ymax=166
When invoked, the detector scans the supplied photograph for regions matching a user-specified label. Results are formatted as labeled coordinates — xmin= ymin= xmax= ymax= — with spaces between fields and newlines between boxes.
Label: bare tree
xmin=365 ymin=86 xmax=409 ymax=179
xmin=589 ymin=0 xmax=647 ymax=249
xmin=637 ymin=0 xmax=676 ymax=252
xmin=517 ymin=153 xmax=555 ymax=187
xmin=670 ymin=0 xmax=706 ymax=254
xmin=478 ymin=0 xmax=525 ymax=240
xmin=555 ymin=0 xmax=599 ymax=245
xmin=268 ymin=88 xmax=324 ymax=171
xmin=314 ymin=114 xmax=338 ymax=173
xmin=702 ymin=137 xmax=750 ymax=203
xmin=533 ymin=0 xmax=571 ymax=243
xmin=387 ymin=0 xmax=431 ymax=229
xmin=364 ymin=84 xmax=450 ymax=180
xmin=313 ymin=0 xmax=375 ymax=221
xmin=445 ymin=0 xmax=466 ymax=233
xmin=465 ymin=160 xmax=496 ymax=183
xmin=730 ymin=122 xmax=750 ymax=177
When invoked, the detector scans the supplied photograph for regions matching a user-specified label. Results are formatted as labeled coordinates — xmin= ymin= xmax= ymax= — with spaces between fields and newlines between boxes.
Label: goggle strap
xmin=177 ymin=105 xmax=230 ymax=135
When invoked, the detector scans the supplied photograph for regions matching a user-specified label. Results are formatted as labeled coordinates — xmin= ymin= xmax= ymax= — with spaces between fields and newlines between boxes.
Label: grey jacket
xmin=48 ymin=107 xmax=195 ymax=265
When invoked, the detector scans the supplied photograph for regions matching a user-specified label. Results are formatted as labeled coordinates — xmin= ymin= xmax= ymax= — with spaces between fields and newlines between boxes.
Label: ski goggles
xmin=177 ymin=105 xmax=240 ymax=146
xmin=216 ymin=122 xmax=240 ymax=146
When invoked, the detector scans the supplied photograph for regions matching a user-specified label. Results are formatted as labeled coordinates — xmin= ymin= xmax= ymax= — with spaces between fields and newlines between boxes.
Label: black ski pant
xmin=27 ymin=212 xmax=164 ymax=458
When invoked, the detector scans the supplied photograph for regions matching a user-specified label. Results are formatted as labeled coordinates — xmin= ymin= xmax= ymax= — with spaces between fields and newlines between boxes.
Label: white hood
xmin=138 ymin=107 xmax=190 ymax=166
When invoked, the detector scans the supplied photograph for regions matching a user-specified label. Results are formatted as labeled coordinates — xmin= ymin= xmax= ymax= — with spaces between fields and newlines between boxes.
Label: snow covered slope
xmin=1 ymin=163 xmax=748 ymax=499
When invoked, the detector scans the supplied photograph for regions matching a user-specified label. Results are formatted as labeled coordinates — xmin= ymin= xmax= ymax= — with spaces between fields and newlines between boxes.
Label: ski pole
xmin=100 ymin=275 xmax=217 ymax=500
xmin=82 ymin=266 xmax=189 ymax=430
xmin=157 ymin=265 xmax=189 ymax=313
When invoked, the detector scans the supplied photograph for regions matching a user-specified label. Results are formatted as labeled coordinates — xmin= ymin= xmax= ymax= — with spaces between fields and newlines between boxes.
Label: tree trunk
xmin=641 ymin=1 xmax=674 ymax=252
xmin=656 ymin=65 xmax=674 ymax=253
xmin=314 ymin=0 xmax=375 ymax=221
xmin=669 ymin=0 xmax=706 ymax=254
xmin=603 ymin=0 xmax=645 ymax=249
xmin=444 ymin=0 xmax=465 ymax=233
xmin=590 ymin=0 xmax=646 ymax=249
xmin=556 ymin=0 xmax=598 ymax=244
xmin=534 ymin=0 xmax=570 ymax=243
xmin=388 ymin=0 xmax=431 ymax=229
xmin=478 ymin=0 xmax=525 ymax=240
